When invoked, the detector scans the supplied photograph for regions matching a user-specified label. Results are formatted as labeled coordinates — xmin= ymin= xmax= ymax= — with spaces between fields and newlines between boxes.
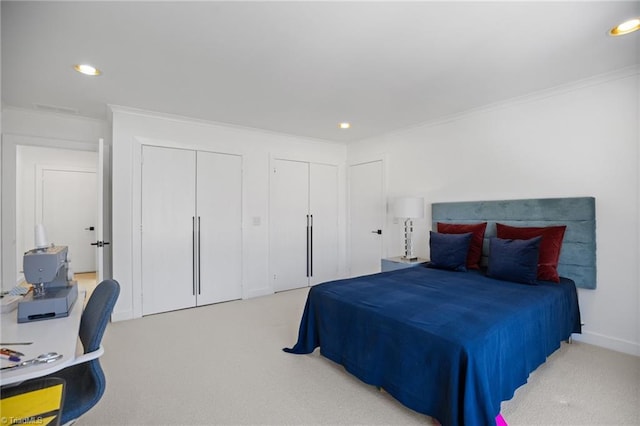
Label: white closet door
xmin=309 ymin=163 xmax=339 ymax=286
xmin=270 ymin=159 xmax=310 ymax=292
xmin=141 ymin=146 xmax=197 ymax=315
xmin=196 ymin=151 xmax=242 ymax=306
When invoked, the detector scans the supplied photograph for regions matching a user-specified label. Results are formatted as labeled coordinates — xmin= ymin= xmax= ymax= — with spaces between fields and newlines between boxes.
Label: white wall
xmin=110 ymin=107 xmax=347 ymax=321
xmin=348 ymin=68 xmax=640 ymax=356
xmin=0 ymin=132 xmax=2 ymax=286
xmin=3 ymin=107 xmax=108 ymax=142
xmin=637 ymin=68 xmax=640 ymax=355
xmin=1 ymin=107 xmax=109 ymax=288
xmin=1 ymin=5 xmax=4 ymax=284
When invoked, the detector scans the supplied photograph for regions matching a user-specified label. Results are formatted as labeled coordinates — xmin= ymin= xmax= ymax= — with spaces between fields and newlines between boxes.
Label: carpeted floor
xmin=79 ymin=287 xmax=639 ymax=425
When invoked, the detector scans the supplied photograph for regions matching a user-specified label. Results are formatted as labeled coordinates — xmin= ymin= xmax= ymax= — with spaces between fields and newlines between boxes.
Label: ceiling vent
xmin=33 ymin=103 xmax=79 ymax=115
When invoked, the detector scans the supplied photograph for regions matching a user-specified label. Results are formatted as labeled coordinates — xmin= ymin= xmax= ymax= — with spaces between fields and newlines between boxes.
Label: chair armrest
xmin=69 ymin=345 xmax=105 ymax=367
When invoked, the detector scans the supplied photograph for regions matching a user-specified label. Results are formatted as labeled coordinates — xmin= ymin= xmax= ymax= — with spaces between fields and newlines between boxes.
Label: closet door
xmin=141 ymin=146 xmax=197 ymax=315
xmin=270 ymin=159 xmax=310 ymax=292
xmin=196 ymin=151 xmax=242 ymax=305
xmin=309 ymin=164 xmax=339 ymax=286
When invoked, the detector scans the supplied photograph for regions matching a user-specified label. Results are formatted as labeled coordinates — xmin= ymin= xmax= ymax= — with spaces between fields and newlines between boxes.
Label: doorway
xmin=36 ymin=166 xmax=97 ymax=273
xmin=14 ymin=145 xmax=99 ymax=290
xmin=348 ymin=160 xmax=385 ymax=277
xmin=74 ymin=272 xmax=98 ymax=302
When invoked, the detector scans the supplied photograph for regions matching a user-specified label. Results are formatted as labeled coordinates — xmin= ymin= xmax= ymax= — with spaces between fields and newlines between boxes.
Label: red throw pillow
xmin=496 ymin=223 xmax=567 ymax=282
xmin=437 ymin=222 xmax=487 ymax=270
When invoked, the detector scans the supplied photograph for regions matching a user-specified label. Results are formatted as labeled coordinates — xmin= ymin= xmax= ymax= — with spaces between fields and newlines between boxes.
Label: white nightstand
xmin=381 ymin=256 xmax=429 ymax=272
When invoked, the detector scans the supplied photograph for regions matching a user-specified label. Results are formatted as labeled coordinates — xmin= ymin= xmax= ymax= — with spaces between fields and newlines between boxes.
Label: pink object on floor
xmin=496 ymin=413 xmax=508 ymax=426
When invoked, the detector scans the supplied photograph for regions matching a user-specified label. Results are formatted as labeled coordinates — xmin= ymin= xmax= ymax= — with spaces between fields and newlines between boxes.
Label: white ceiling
xmin=2 ymin=1 xmax=639 ymax=143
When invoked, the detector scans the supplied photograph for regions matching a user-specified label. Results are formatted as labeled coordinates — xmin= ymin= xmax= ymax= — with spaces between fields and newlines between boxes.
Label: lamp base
xmin=403 ymin=218 xmax=417 ymax=262
xmin=401 ymin=255 xmax=418 ymax=261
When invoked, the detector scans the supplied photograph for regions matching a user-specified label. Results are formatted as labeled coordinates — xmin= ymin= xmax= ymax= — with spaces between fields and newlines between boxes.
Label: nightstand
xmin=381 ymin=256 xmax=429 ymax=272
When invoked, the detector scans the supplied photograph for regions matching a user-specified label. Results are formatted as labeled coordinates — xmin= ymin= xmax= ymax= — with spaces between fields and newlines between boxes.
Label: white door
xmin=141 ymin=146 xmax=197 ymax=315
xmin=349 ymin=160 xmax=384 ymax=277
xmin=196 ymin=151 xmax=242 ymax=305
xmin=40 ymin=168 xmax=97 ymax=273
xmin=309 ymin=163 xmax=339 ymax=285
xmin=96 ymin=138 xmax=105 ymax=282
xmin=270 ymin=159 xmax=310 ymax=292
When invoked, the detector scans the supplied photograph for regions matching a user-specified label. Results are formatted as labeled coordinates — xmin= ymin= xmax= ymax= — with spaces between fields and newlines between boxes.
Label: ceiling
xmin=2 ymin=1 xmax=639 ymax=143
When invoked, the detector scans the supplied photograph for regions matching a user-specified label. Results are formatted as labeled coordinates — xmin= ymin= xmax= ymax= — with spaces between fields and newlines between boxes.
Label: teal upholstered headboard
xmin=432 ymin=197 xmax=596 ymax=289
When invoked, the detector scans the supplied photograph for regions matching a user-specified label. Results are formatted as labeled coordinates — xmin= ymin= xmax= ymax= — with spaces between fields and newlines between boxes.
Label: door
xmin=309 ymin=163 xmax=339 ymax=285
xmin=95 ymin=138 xmax=106 ymax=282
xmin=141 ymin=146 xmax=197 ymax=315
xmin=39 ymin=167 xmax=97 ymax=273
xmin=349 ymin=160 xmax=384 ymax=277
xmin=196 ymin=151 xmax=242 ymax=305
xmin=270 ymin=159 xmax=310 ymax=292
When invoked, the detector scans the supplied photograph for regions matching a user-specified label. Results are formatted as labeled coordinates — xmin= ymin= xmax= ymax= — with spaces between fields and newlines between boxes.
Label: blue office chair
xmin=46 ymin=279 xmax=120 ymax=424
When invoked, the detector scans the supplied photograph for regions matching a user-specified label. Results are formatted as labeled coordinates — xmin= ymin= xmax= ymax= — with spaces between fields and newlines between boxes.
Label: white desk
xmin=0 ymin=290 xmax=85 ymax=386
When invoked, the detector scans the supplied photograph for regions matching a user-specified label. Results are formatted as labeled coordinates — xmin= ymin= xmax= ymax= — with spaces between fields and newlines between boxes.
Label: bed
xmin=284 ymin=197 xmax=594 ymax=426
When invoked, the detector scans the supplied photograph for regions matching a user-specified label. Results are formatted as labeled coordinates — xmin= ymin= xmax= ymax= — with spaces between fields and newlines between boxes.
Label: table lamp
xmin=394 ymin=197 xmax=424 ymax=261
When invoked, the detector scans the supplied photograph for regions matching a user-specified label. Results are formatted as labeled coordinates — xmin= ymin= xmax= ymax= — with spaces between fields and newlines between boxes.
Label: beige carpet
xmin=79 ymin=287 xmax=639 ymax=425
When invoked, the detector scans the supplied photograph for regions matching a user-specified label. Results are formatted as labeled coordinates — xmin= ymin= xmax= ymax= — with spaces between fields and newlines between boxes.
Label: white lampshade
xmin=394 ymin=197 xmax=424 ymax=219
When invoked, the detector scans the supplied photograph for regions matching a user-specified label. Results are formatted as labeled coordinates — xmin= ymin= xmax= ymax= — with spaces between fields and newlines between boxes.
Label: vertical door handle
xmin=309 ymin=214 xmax=313 ymax=277
xmin=306 ymin=215 xmax=309 ymax=278
xmin=192 ymin=217 xmax=196 ymax=295
xmin=197 ymin=216 xmax=201 ymax=295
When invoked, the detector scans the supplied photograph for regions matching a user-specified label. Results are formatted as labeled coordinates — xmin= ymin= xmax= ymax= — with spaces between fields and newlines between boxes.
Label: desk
xmin=0 ymin=290 xmax=85 ymax=386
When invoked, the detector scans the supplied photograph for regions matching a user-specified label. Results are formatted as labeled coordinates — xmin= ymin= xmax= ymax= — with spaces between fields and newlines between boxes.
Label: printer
xmin=17 ymin=245 xmax=78 ymax=323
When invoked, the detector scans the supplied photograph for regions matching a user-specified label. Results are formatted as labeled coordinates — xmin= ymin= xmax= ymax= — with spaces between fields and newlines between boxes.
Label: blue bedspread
xmin=284 ymin=266 xmax=581 ymax=426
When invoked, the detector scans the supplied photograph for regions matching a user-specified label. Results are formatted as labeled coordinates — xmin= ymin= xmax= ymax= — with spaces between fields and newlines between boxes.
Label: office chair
xmin=45 ymin=279 xmax=120 ymax=424
xmin=0 ymin=377 xmax=66 ymax=426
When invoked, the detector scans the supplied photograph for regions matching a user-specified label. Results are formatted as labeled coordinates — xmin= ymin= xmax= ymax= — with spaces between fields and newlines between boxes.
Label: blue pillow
xmin=428 ymin=231 xmax=473 ymax=272
xmin=487 ymin=237 xmax=542 ymax=284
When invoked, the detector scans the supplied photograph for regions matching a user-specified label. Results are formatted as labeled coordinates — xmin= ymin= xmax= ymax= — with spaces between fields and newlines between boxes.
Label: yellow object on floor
xmin=0 ymin=378 xmax=65 ymax=425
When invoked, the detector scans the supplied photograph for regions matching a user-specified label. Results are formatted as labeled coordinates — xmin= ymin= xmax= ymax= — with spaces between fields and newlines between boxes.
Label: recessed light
xmin=338 ymin=122 xmax=351 ymax=129
xmin=609 ymin=18 xmax=640 ymax=36
xmin=73 ymin=64 xmax=102 ymax=76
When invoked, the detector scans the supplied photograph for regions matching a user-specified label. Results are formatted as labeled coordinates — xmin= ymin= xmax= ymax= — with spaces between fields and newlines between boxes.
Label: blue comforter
xmin=284 ymin=266 xmax=581 ymax=426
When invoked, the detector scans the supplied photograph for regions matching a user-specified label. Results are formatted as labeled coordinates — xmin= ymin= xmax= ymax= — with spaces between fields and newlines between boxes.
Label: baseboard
xmin=111 ymin=310 xmax=134 ymax=322
xmin=244 ymin=286 xmax=273 ymax=299
xmin=110 ymin=289 xmax=275 ymax=322
xmin=573 ymin=331 xmax=640 ymax=357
